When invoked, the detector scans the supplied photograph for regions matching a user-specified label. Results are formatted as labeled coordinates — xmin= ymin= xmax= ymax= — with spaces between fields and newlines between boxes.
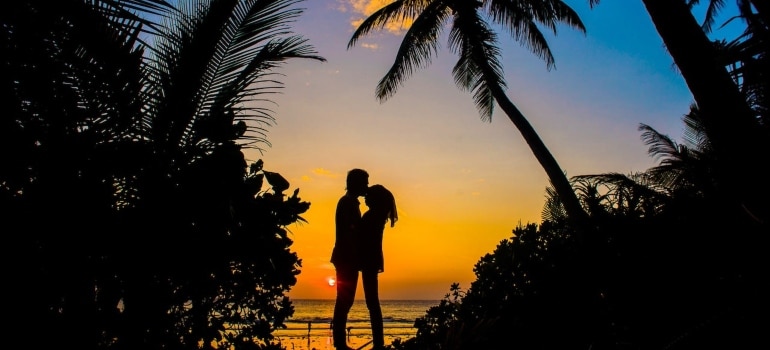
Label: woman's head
xmin=366 ymin=184 xmax=398 ymax=227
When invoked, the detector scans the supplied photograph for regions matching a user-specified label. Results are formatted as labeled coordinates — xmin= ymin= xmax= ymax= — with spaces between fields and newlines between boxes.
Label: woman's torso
xmin=357 ymin=211 xmax=385 ymax=272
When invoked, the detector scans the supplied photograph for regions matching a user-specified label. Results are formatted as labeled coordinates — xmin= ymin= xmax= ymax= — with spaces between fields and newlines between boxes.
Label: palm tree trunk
xmin=642 ymin=0 xmax=768 ymax=223
xmin=642 ymin=0 xmax=756 ymax=130
xmin=749 ymin=0 xmax=770 ymax=26
xmin=487 ymin=84 xmax=591 ymax=232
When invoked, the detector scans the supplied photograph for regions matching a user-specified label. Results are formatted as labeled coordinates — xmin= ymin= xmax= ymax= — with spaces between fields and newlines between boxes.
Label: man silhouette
xmin=330 ymin=168 xmax=369 ymax=350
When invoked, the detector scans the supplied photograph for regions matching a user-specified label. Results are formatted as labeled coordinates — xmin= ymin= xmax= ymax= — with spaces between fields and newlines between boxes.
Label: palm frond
xmin=639 ymin=123 xmax=681 ymax=164
xmin=94 ymin=0 xmax=175 ymax=38
xmin=681 ymin=103 xmax=712 ymax=151
xmin=688 ymin=0 xmax=728 ymax=33
xmin=638 ymin=120 xmax=719 ymax=196
xmin=209 ymin=36 xmax=325 ymax=149
xmin=486 ymin=0 xmax=583 ymax=70
xmin=144 ymin=0 xmax=323 ymax=154
xmin=542 ymin=186 xmax=567 ymax=222
xmin=487 ymin=0 xmax=586 ymax=33
xmin=450 ymin=6 xmax=504 ymax=121
xmin=375 ymin=0 xmax=452 ymax=101
xmin=104 ymin=0 xmax=174 ymax=14
xmin=347 ymin=0 xmax=430 ymax=49
xmin=198 ymin=0 xmax=323 ymax=149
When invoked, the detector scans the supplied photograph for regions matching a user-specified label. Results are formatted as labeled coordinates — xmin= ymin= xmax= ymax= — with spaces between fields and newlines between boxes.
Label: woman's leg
xmin=361 ymin=269 xmax=384 ymax=348
xmin=332 ymin=267 xmax=359 ymax=349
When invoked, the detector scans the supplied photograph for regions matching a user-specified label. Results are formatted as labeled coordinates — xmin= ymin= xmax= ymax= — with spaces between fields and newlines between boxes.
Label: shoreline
xmin=274 ymin=333 xmax=404 ymax=350
xmin=272 ymin=300 xmax=433 ymax=349
xmin=274 ymin=323 xmax=411 ymax=350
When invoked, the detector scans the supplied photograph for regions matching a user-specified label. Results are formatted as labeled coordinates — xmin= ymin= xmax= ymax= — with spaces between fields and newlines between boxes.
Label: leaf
xmin=263 ymin=170 xmax=289 ymax=193
xmin=250 ymin=159 xmax=264 ymax=174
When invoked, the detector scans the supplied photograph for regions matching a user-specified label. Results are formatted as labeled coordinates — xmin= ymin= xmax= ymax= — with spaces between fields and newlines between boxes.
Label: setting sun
xmin=327 ymin=277 xmax=336 ymax=287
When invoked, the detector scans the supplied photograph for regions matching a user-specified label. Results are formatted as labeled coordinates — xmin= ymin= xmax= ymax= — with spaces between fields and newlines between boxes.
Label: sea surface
xmin=273 ymin=299 xmax=439 ymax=349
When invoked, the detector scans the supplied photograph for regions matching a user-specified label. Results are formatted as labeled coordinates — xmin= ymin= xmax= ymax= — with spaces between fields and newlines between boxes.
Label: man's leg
xmin=362 ymin=270 xmax=384 ymax=348
xmin=332 ymin=267 xmax=358 ymax=349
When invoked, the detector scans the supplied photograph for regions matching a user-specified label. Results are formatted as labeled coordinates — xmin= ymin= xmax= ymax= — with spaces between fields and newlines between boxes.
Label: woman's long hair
xmin=367 ymin=184 xmax=398 ymax=227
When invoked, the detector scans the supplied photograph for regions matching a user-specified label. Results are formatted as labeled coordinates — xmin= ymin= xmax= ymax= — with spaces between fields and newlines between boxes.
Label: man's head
xmin=346 ymin=168 xmax=369 ymax=197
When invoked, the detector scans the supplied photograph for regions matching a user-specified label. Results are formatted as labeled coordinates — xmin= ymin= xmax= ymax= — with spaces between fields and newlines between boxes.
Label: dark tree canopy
xmin=2 ymin=1 xmax=320 ymax=349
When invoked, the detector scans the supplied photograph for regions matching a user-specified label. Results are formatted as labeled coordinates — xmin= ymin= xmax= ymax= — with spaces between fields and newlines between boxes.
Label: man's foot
xmin=334 ymin=345 xmax=354 ymax=350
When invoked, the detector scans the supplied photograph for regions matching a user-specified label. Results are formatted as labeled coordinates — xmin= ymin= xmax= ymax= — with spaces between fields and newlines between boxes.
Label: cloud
xmin=361 ymin=43 xmax=379 ymax=50
xmin=312 ymin=168 xmax=337 ymax=178
xmin=342 ymin=0 xmax=412 ymax=35
xmin=348 ymin=0 xmax=391 ymax=15
xmin=334 ymin=0 xmax=349 ymax=13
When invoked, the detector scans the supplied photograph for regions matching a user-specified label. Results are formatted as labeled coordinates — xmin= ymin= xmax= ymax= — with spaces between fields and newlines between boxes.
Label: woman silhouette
xmin=357 ymin=184 xmax=397 ymax=350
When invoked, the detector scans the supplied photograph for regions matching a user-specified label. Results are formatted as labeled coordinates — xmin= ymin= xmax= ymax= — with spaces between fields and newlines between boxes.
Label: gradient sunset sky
xmin=239 ymin=0 xmax=741 ymax=300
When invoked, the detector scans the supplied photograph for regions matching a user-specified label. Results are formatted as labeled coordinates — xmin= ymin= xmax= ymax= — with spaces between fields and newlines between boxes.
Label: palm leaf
xmin=347 ymin=0 xmax=431 ymax=49
xmin=542 ymin=186 xmax=567 ymax=222
xmin=687 ymin=0 xmax=728 ymax=33
xmin=486 ymin=0 xmax=586 ymax=70
xmin=144 ymin=0 xmax=324 ymax=157
xmin=375 ymin=0 xmax=452 ymax=101
xmin=450 ymin=6 xmax=504 ymax=121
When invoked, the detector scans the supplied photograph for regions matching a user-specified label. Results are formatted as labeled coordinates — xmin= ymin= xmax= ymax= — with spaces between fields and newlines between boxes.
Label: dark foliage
xmin=2 ymin=1 xmax=318 ymax=349
xmin=389 ymin=2 xmax=768 ymax=349
xmin=395 ymin=203 xmax=765 ymax=349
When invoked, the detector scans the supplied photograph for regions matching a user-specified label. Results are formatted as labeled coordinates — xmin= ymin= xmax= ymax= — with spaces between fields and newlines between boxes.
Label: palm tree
xmin=557 ymin=106 xmax=717 ymax=225
xmin=136 ymin=0 xmax=325 ymax=208
xmin=565 ymin=105 xmax=767 ymax=348
xmin=703 ymin=0 xmax=769 ymax=126
xmin=586 ymin=0 xmax=769 ymax=225
xmin=347 ymin=0 xmax=591 ymax=232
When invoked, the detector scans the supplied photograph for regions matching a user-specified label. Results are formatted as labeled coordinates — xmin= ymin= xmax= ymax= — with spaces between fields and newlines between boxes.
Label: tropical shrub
xmin=2 ymin=1 xmax=319 ymax=349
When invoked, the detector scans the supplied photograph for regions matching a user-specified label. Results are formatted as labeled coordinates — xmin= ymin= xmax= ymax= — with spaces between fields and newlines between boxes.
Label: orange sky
xmin=240 ymin=1 xmax=740 ymax=300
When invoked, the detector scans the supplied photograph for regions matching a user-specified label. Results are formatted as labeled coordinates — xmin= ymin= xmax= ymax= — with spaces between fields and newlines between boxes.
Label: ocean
xmin=274 ymin=299 xmax=439 ymax=349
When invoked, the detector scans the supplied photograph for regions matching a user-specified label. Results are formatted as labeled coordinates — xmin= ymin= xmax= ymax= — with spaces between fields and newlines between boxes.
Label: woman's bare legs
xmin=362 ymin=269 xmax=384 ymax=349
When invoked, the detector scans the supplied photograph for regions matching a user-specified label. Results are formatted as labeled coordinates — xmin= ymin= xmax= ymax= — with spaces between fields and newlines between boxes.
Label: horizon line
xmin=290 ymin=298 xmax=441 ymax=301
